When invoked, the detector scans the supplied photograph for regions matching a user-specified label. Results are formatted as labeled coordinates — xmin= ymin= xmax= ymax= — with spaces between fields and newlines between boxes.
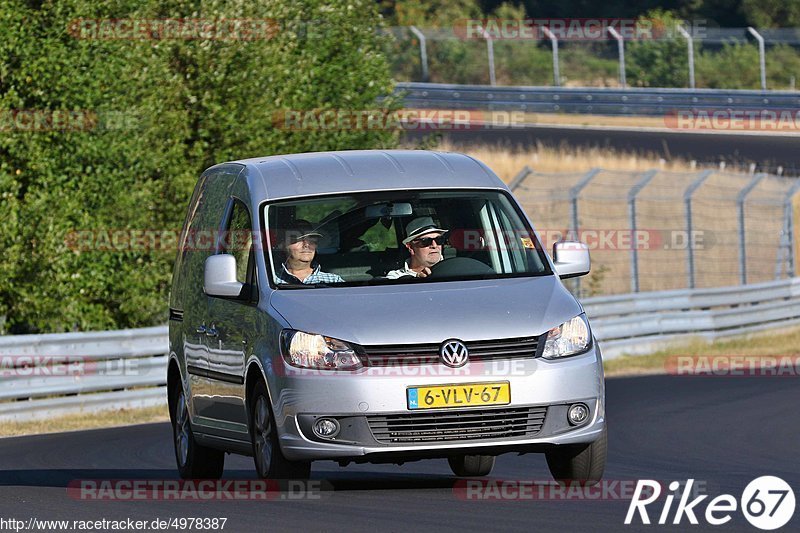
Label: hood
xmin=269 ymin=276 xmax=582 ymax=346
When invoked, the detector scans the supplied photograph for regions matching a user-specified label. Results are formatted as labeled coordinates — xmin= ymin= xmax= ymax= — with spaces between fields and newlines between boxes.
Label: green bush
xmin=765 ymin=44 xmax=800 ymax=89
xmin=559 ymin=45 xmax=619 ymax=87
xmin=0 ymin=0 xmax=397 ymax=333
xmin=627 ymin=11 xmax=690 ymax=88
xmin=696 ymin=42 xmax=762 ymax=89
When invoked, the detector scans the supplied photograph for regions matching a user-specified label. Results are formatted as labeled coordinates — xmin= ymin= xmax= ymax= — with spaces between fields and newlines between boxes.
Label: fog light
xmin=313 ymin=418 xmax=340 ymax=438
xmin=568 ymin=403 xmax=589 ymax=425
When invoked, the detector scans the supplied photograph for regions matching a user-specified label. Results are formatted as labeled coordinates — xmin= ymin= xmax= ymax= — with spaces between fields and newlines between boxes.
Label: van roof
xmin=223 ymin=150 xmax=506 ymax=201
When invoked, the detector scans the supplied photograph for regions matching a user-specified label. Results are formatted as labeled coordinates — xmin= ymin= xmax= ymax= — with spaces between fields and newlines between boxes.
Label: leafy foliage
xmin=0 ymin=0 xmax=397 ymax=333
xmin=627 ymin=11 xmax=690 ymax=87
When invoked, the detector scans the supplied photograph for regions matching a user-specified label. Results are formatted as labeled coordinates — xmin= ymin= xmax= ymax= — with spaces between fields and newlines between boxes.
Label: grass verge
xmin=427 ymin=139 xmax=704 ymax=181
xmin=0 ymin=404 xmax=168 ymax=438
xmin=604 ymin=326 xmax=800 ymax=377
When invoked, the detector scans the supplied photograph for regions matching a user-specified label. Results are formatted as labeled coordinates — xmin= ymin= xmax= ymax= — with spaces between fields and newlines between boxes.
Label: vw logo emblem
xmin=440 ymin=339 xmax=469 ymax=368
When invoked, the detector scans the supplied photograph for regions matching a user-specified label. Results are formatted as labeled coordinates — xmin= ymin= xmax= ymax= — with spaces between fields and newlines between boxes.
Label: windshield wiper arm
xmin=275 ymin=282 xmax=335 ymax=289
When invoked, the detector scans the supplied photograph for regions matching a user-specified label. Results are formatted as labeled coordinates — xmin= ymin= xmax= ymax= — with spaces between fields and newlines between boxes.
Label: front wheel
xmin=448 ymin=455 xmax=495 ymax=477
xmin=545 ymin=426 xmax=607 ymax=486
xmin=171 ymin=384 xmax=224 ymax=479
xmin=250 ymin=381 xmax=311 ymax=479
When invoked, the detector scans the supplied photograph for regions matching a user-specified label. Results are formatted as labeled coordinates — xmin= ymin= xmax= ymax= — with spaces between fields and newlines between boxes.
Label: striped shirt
xmin=274 ymin=263 xmax=345 ymax=285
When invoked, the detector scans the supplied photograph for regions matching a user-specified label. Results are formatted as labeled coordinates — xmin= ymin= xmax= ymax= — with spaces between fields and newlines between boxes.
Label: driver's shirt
xmin=385 ymin=261 xmax=418 ymax=279
xmin=385 ymin=257 xmax=442 ymax=279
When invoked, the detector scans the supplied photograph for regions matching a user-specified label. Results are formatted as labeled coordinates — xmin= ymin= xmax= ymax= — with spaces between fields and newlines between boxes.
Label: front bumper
xmin=268 ymin=344 xmax=605 ymax=461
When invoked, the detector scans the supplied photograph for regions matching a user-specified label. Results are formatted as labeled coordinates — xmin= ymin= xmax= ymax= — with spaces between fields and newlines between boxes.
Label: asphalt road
xmin=0 ymin=375 xmax=797 ymax=532
xmin=405 ymin=126 xmax=800 ymax=175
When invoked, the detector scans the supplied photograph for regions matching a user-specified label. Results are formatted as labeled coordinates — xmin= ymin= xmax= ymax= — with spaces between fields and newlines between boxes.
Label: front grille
xmin=367 ymin=406 xmax=547 ymax=443
xmin=362 ymin=336 xmax=541 ymax=366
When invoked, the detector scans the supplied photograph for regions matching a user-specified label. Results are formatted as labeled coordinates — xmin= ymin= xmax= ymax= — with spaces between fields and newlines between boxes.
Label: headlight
xmin=280 ymin=330 xmax=363 ymax=370
xmin=541 ymin=314 xmax=591 ymax=359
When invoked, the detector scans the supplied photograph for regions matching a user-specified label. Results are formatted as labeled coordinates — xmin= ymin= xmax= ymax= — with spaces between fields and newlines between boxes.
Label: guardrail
xmin=2 ymin=278 xmax=798 ymax=421
xmin=0 ymin=326 xmax=167 ymax=422
xmin=396 ymin=82 xmax=800 ymax=116
xmin=587 ymin=277 xmax=800 ymax=358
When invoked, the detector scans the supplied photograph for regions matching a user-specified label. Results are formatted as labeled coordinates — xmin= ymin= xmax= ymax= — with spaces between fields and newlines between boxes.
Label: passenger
xmin=386 ymin=216 xmax=448 ymax=279
xmin=274 ymin=219 xmax=345 ymax=284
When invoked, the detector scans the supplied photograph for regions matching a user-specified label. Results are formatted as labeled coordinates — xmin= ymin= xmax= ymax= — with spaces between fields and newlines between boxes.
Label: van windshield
xmin=264 ymin=190 xmax=551 ymax=288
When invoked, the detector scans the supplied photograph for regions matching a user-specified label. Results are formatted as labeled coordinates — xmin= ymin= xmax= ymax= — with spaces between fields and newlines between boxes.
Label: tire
xmin=250 ymin=380 xmax=311 ymax=480
xmin=171 ymin=383 xmax=225 ymax=479
xmin=448 ymin=455 xmax=496 ymax=477
xmin=545 ymin=426 xmax=607 ymax=486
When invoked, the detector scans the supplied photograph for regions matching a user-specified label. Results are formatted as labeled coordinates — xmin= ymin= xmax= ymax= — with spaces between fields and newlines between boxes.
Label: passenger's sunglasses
xmin=411 ymin=235 xmax=447 ymax=247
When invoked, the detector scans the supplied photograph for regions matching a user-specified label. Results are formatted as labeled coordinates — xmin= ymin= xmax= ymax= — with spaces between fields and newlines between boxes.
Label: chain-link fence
xmin=510 ymin=167 xmax=800 ymax=297
xmin=385 ymin=25 xmax=800 ymax=89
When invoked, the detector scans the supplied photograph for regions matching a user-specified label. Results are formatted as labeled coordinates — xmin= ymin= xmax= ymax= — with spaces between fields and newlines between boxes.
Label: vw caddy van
xmin=168 ymin=150 xmax=606 ymax=482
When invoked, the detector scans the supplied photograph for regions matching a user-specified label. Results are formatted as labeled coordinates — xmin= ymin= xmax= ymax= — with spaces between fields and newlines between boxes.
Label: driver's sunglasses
xmin=412 ymin=235 xmax=447 ymax=247
xmin=290 ymin=236 xmax=319 ymax=245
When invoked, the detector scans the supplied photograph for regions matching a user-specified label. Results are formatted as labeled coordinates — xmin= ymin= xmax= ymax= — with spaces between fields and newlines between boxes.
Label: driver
xmin=386 ymin=216 xmax=448 ymax=279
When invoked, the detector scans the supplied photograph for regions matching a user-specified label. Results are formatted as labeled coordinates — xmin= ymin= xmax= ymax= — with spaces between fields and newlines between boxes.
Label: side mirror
xmin=204 ymin=254 xmax=244 ymax=298
xmin=553 ymin=241 xmax=591 ymax=279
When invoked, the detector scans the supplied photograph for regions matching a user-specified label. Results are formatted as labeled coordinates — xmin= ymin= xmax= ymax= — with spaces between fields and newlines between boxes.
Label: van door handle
xmin=196 ymin=325 xmax=206 ymax=334
xmin=206 ymin=327 xmax=218 ymax=338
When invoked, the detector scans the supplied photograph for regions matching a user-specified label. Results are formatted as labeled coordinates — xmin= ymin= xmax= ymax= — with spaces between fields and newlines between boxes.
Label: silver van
xmin=168 ymin=150 xmax=606 ymax=482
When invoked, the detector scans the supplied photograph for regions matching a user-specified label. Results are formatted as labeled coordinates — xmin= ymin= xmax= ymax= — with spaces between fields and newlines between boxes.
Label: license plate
xmin=407 ymin=382 xmax=510 ymax=410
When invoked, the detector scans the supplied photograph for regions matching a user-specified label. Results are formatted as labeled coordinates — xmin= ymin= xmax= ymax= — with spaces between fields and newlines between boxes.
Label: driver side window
xmin=224 ymin=199 xmax=254 ymax=285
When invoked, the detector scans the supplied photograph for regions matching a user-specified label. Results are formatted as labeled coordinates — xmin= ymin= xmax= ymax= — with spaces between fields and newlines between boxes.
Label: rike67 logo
xmin=625 ymin=477 xmax=795 ymax=530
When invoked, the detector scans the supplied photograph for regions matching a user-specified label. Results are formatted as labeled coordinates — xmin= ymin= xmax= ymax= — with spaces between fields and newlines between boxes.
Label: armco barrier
xmin=584 ymin=277 xmax=800 ymax=357
xmin=0 ymin=326 xmax=167 ymax=422
xmin=396 ymin=82 xmax=800 ymax=116
xmin=2 ymin=278 xmax=799 ymax=421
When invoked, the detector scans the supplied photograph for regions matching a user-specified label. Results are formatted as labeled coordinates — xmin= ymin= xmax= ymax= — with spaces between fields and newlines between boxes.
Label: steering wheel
xmin=429 ymin=257 xmax=494 ymax=278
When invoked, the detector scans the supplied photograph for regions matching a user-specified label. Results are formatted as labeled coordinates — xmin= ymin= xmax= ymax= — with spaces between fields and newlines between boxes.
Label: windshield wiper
xmin=274 ymin=282 xmax=335 ymax=289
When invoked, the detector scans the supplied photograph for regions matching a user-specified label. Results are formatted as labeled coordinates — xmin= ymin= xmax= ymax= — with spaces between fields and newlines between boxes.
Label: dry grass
xmin=527 ymin=112 xmax=668 ymax=128
xmin=0 ymin=404 xmax=168 ymax=438
xmin=604 ymin=326 xmax=800 ymax=377
xmin=412 ymin=109 xmax=676 ymax=130
xmin=431 ymin=140 xmax=700 ymax=181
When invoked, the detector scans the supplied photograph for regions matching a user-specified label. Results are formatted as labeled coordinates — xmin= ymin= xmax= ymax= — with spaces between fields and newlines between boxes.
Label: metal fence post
xmin=508 ymin=166 xmax=532 ymax=192
xmin=408 ymin=26 xmax=429 ymax=82
xmin=737 ymin=173 xmax=767 ymax=285
xmin=541 ymin=26 xmax=560 ymax=87
xmin=783 ymin=180 xmax=800 ymax=277
xmin=607 ymin=27 xmax=626 ymax=88
xmin=677 ymin=25 xmax=695 ymax=89
xmin=747 ymin=27 xmax=767 ymax=90
xmin=570 ymin=169 xmax=601 ymax=235
xmin=628 ymin=170 xmax=658 ymax=293
xmin=569 ymin=169 xmax=601 ymax=295
xmin=478 ymin=26 xmax=496 ymax=86
xmin=683 ymin=170 xmax=713 ymax=288
xmin=777 ymin=202 xmax=793 ymax=279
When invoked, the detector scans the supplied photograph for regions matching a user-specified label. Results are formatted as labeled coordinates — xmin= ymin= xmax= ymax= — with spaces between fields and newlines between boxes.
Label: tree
xmin=627 ymin=10 xmax=690 ymax=88
xmin=0 ymin=0 xmax=397 ymax=333
xmin=741 ymin=0 xmax=800 ymax=28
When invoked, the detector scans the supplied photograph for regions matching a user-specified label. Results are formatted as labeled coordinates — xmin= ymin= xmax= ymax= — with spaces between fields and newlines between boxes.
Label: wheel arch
xmin=167 ymin=354 xmax=182 ymax=424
